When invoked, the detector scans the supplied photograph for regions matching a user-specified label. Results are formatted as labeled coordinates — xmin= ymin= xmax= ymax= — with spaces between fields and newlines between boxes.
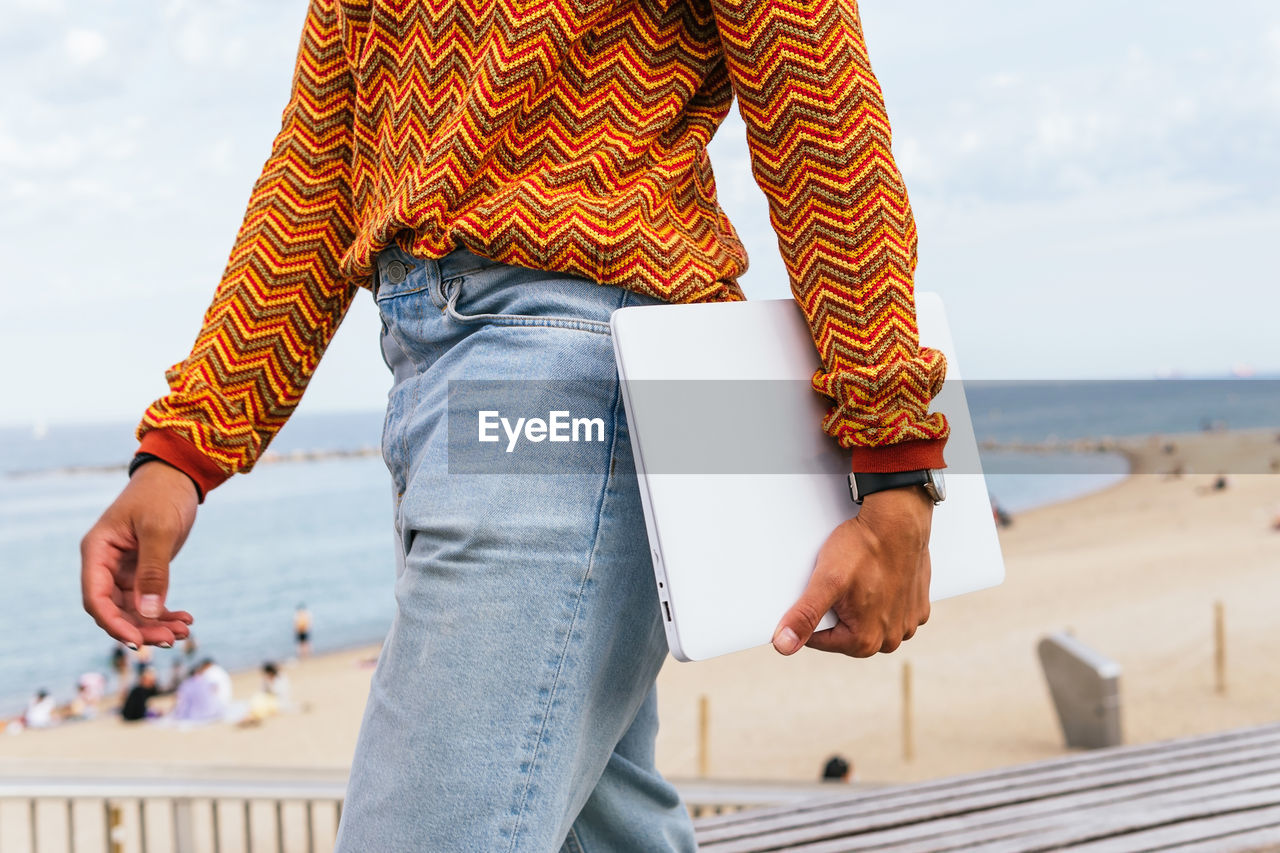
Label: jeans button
xmin=385 ymin=260 xmax=408 ymax=284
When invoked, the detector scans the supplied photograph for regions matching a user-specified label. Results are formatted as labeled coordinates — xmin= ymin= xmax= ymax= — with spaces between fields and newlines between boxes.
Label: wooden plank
xmin=1161 ymin=822 xmax=1280 ymax=852
xmin=694 ymin=723 xmax=1280 ymax=834
xmin=780 ymin=791 xmax=1280 ymax=853
xmin=970 ymin=788 xmax=1280 ymax=853
xmin=873 ymin=774 xmax=1280 ymax=853
xmin=696 ymin=758 xmax=1280 ymax=845
xmin=696 ymin=723 xmax=1280 ymax=832
xmin=1069 ymin=804 xmax=1280 ymax=852
xmin=701 ymin=773 xmax=1280 ymax=853
xmin=696 ymin=736 xmax=1280 ymax=847
xmin=766 ymin=757 xmax=1280 ymax=853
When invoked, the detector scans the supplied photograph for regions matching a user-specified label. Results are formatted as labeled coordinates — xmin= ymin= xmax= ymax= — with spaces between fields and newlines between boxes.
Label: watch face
xmin=928 ymin=469 xmax=946 ymax=502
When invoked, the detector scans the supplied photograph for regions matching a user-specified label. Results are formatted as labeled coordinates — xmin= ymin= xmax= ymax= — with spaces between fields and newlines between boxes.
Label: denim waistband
xmin=372 ymin=242 xmax=505 ymax=301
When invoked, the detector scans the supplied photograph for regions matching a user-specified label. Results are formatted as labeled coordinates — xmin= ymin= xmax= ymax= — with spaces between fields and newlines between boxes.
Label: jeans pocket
xmin=442 ymin=273 xmax=612 ymax=334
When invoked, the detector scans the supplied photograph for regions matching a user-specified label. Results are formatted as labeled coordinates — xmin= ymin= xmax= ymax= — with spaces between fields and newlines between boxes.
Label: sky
xmin=1 ymin=0 xmax=1278 ymax=427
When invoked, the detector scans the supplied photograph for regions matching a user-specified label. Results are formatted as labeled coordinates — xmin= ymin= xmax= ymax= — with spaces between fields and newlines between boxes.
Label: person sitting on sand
xmin=64 ymin=672 xmax=107 ymax=721
xmin=821 ymin=754 xmax=854 ymax=783
xmin=262 ymin=662 xmax=291 ymax=706
xmin=203 ymin=658 xmax=233 ymax=707
xmin=1197 ymin=474 xmax=1231 ymax=495
xmin=121 ymin=667 xmax=169 ymax=722
xmin=22 ymin=689 xmax=56 ymax=729
xmin=132 ymin=644 xmax=153 ymax=678
xmin=239 ymin=662 xmax=295 ymax=726
xmin=110 ymin=643 xmax=129 ymax=701
xmin=171 ymin=660 xmax=225 ymax=724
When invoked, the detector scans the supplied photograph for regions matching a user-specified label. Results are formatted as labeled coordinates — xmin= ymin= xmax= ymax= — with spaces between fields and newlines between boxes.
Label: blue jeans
xmin=333 ymin=244 xmax=697 ymax=852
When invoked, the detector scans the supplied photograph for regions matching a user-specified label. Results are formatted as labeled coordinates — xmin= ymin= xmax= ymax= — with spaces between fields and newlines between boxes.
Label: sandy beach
xmin=3 ymin=429 xmax=1278 ymax=787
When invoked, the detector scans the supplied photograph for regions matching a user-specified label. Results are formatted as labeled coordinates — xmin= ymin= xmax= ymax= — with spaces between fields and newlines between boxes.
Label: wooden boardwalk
xmin=694 ymin=722 xmax=1280 ymax=852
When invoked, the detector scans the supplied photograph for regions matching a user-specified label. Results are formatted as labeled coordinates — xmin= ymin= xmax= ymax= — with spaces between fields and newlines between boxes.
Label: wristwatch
xmin=848 ymin=469 xmax=946 ymax=505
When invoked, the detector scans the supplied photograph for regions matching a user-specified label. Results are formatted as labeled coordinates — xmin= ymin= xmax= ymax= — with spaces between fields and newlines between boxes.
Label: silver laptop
xmin=610 ymin=294 xmax=1004 ymax=661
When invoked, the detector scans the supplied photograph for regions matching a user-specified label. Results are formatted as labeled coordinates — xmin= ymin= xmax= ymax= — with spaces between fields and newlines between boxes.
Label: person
xmin=170 ymin=660 xmax=226 ymax=724
xmin=241 ymin=662 xmax=294 ymax=726
xmin=182 ymin=633 xmax=199 ymax=666
xmin=22 ymin=690 xmax=56 ymax=729
xmin=109 ymin=643 xmax=129 ymax=701
xmin=293 ymin=604 xmax=312 ymax=659
xmin=990 ymin=498 xmax=1014 ymax=529
xmin=132 ymin=644 xmax=153 ymax=678
xmin=79 ymin=1 xmax=947 ymax=849
xmin=121 ymin=667 xmax=166 ymax=722
xmin=167 ymin=658 xmax=185 ymax=693
xmin=261 ymin=662 xmax=291 ymax=706
xmin=64 ymin=672 xmax=107 ymax=721
xmin=821 ymin=755 xmax=853 ymax=783
xmin=199 ymin=658 xmax=233 ymax=708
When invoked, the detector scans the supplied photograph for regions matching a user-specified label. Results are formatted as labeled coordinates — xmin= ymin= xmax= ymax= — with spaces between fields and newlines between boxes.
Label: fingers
xmin=773 ymin=565 xmax=843 ymax=655
xmin=806 ymin=623 xmax=884 ymax=657
xmin=80 ymin=467 xmax=199 ymax=649
xmin=83 ymin=568 xmax=188 ymax=648
xmin=794 ymin=541 xmax=935 ymax=658
xmin=82 ymin=527 xmax=145 ymax=648
xmin=81 ymin=516 xmax=194 ymax=649
xmin=133 ymin=514 xmax=178 ymax=620
xmin=167 ymin=610 xmax=195 ymax=626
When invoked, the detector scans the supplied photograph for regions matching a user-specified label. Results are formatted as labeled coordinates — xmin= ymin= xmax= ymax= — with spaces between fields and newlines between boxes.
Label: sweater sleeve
xmin=136 ymin=0 xmax=359 ymax=495
xmin=707 ymin=0 xmax=949 ymax=472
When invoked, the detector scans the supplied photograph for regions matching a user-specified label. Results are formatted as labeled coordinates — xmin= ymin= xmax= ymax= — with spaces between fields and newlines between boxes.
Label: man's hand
xmin=80 ymin=462 xmax=197 ymax=648
xmin=773 ymin=486 xmax=933 ymax=657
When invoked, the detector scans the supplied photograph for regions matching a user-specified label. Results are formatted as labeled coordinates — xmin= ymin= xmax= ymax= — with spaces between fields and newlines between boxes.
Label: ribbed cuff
xmin=850 ymin=437 xmax=947 ymax=473
xmin=136 ymin=429 xmax=232 ymax=501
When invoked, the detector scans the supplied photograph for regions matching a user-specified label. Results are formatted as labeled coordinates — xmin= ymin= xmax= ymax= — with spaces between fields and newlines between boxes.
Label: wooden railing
xmin=0 ymin=764 xmax=842 ymax=853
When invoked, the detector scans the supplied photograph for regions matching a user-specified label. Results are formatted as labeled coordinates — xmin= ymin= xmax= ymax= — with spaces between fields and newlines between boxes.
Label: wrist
xmin=856 ymin=485 xmax=933 ymax=545
xmin=135 ymin=429 xmax=230 ymax=501
xmin=129 ymin=454 xmax=202 ymax=503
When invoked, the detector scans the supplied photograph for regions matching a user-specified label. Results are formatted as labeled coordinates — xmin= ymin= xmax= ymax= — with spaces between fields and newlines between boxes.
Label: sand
xmin=3 ymin=429 xmax=1279 ymax=786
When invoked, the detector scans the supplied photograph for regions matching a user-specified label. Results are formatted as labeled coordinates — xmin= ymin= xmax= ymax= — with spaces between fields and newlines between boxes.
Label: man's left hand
xmin=772 ymin=486 xmax=933 ymax=657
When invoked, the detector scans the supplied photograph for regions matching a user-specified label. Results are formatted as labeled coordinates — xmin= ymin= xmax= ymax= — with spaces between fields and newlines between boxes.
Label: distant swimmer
xmin=294 ymin=603 xmax=312 ymax=659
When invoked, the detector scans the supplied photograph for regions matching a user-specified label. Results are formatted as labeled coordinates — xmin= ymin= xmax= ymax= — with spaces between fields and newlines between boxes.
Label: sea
xmin=2 ymin=379 xmax=1277 ymax=715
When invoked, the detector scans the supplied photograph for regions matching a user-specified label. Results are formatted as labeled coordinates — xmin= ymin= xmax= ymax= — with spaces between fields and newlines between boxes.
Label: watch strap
xmin=850 ymin=469 xmax=929 ymax=504
xmin=129 ymin=452 xmax=205 ymax=503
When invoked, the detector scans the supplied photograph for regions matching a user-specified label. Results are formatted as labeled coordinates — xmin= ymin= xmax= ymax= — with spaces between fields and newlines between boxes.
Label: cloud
xmin=858 ymin=3 xmax=1280 ymax=208
xmin=64 ymin=28 xmax=107 ymax=65
xmin=1 ymin=0 xmax=1278 ymax=426
xmin=13 ymin=0 xmax=64 ymax=12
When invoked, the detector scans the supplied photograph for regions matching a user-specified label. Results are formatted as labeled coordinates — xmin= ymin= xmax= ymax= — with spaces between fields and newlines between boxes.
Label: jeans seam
xmin=454 ymin=314 xmax=611 ymax=333
xmin=565 ymin=826 xmax=587 ymax=853
xmin=507 ymin=368 xmax=623 ymax=852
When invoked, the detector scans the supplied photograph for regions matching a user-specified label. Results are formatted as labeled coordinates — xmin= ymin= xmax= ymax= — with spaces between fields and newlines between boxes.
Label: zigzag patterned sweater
xmin=138 ymin=0 xmax=950 ymax=497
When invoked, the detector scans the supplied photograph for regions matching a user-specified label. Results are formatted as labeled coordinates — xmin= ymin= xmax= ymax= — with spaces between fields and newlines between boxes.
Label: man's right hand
xmin=81 ymin=461 xmax=198 ymax=648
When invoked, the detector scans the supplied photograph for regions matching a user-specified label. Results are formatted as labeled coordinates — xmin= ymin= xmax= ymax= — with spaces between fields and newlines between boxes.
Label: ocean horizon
xmin=3 ymin=378 xmax=1278 ymax=716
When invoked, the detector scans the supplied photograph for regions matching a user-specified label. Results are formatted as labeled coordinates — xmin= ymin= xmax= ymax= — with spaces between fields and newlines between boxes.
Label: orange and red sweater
xmin=138 ymin=0 xmax=949 ymax=497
